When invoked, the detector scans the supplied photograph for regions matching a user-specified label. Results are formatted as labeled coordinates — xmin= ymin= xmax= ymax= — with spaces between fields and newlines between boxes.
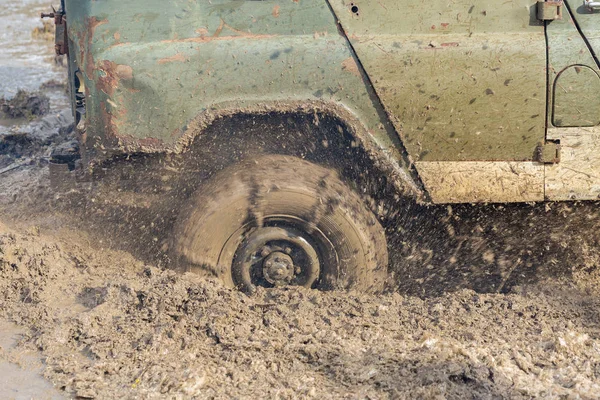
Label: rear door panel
xmin=329 ymin=0 xmax=548 ymax=203
xmin=328 ymin=0 xmax=547 ymax=163
xmin=545 ymin=3 xmax=600 ymax=200
xmin=565 ymin=0 xmax=600 ymax=60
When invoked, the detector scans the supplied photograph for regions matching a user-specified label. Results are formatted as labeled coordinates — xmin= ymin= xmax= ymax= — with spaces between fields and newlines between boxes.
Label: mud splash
xmin=1 ymin=0 xmax=600 ymax=398
xmin=0 ymin=0 xmax=69 ymax=128
xmin=1 ymin=222 xmax=599 ymax=398
xmin=1 ymin=89 xmax=50 ymax=118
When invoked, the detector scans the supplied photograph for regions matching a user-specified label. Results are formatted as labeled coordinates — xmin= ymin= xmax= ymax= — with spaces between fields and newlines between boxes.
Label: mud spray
xmin=1 ymin=1 xmax=600 ymax=399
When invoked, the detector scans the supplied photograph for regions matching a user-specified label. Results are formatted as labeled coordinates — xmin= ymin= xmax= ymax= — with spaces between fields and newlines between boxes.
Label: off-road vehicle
xmin=44 ymin=0 xmax=600 ymax=292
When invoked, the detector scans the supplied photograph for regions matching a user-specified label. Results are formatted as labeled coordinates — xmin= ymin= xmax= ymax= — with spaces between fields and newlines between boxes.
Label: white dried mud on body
xmin=1 ymin=222 xmax=600 ymax=399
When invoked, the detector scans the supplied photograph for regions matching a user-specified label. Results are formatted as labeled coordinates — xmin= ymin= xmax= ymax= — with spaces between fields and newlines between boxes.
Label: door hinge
xmin=536 ymin=141 xmax=561 ymax=164
xmin=536 ymin=0 xmax=563 ymax=21
xmin=41 ymin=7 xmax=68 ymax=56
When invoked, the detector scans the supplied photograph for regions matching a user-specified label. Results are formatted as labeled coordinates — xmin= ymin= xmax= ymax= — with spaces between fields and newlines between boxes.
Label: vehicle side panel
xmin=564 ymin=0 xmax=600 ymax=60
xmin=328 ymin=0 xmax=547 ymax=163
xmin=62 ymin=0 xmax=415 ymax=196
xmin=545 ymin=5 xmax=600 ymax=200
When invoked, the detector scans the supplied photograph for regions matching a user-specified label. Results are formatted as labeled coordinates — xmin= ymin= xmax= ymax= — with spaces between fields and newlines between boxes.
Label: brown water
xmin=0 ymin=0 xmax=69 ymax=128
xmin=0 ymin=2 xmax=70 ymax=397
xmin=0 ymin=320 xmax=66 ymax=400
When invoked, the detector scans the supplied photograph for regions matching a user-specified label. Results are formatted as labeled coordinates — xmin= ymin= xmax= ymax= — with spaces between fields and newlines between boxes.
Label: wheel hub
xmin=231 ymin=225 xmax=323 ymax=292
xmin=262 ymin=251 xmax=294 ymax=285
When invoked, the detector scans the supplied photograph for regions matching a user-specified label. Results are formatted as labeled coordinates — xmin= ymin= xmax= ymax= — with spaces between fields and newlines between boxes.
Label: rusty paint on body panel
xmin=63 ymin=1 xmax=409 ymax=167
xmin=59 ymin=0 xmax=600 ymax=205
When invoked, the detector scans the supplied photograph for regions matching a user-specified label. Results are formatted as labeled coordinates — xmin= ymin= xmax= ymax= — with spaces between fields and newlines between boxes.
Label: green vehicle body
xmin=61 ymin=0 xmax=600 ymax=204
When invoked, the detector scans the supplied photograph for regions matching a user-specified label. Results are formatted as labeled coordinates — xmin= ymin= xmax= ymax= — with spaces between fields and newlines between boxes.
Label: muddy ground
xmin=2 ymin=2 xmax=600 ymax=399
xmin=1 ymin=215 xmax=600 ymax=399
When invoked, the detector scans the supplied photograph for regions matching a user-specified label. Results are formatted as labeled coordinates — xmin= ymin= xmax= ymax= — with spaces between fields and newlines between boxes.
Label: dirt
xmin=0 ymin=216 xmax=600 ymax=399
xmin=2 ymin=1 xmax=600 ymax=398
xmin=1 ymin=89 xmax=50 ymax=119
xmin=31 ymin=20 xmax=55 ymax=41
xmin=1 ymin=125 xmax=600 ymax=400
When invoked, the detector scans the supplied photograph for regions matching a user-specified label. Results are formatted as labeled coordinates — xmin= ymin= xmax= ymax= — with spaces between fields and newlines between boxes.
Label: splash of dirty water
xmin=0 ymin=320 xmax=66 ymax=399
xmin=0 ymin=0 xmax=68 ymax=128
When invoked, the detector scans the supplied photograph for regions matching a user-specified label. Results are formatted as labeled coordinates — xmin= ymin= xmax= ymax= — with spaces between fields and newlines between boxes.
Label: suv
xmin=46 ymin=0 xmax=600 ymax=292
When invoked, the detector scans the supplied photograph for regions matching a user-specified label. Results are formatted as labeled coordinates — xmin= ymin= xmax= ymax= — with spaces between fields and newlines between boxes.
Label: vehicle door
xmin=328 ymin=0 xmax=548 ymax=203
xmin=545 ymin=0 xmax=600 ymax=200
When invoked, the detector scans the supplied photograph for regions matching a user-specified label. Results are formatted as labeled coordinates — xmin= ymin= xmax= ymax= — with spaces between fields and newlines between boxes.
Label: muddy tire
xmin=173 ymin=155 xmax=388 ymax=293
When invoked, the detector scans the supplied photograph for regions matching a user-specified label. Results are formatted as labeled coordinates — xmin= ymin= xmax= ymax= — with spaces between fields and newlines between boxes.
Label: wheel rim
xmin=227 ymin=217 xmax=338 ymax=292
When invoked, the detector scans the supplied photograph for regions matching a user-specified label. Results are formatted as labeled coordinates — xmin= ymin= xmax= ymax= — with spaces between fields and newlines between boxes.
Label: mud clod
xmin=0 ymin=90 xmax=50 ymax=119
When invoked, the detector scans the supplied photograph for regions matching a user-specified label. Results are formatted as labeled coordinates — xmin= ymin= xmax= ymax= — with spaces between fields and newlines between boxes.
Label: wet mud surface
xmin=0 ymin=320 xmax=66 ymax=399
xmin=1 ymin=221 xmax=600 ymax=399
xmin=1 ymin=1 xmax=600 ymax=398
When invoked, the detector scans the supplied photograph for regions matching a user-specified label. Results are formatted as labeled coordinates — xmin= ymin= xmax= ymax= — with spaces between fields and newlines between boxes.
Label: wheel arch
xmin=173 ymin=100 xmax=424 ymax=206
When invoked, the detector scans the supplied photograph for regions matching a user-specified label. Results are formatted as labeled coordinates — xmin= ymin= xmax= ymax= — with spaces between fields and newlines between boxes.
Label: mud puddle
xmin=0 ymin=320 xmax=66 ymax=400
xmin=0 ymin=0 xmax=69 ymax=131
xmin=0 ymin=0 xmax=65 ymax=94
